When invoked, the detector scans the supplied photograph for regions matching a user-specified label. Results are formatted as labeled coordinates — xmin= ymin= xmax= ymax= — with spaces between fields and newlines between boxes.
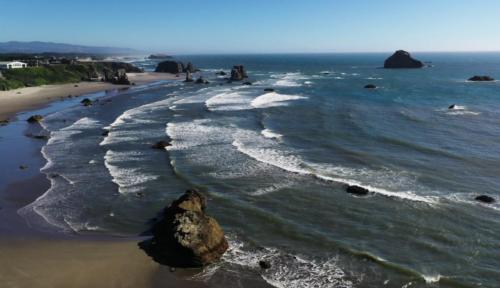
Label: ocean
xmin=18 ymin=53 xmax=500 ymax=287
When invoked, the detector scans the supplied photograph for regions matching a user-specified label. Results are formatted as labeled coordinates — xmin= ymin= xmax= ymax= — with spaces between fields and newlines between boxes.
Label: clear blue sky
xmin=1 ymin=0 xmax=500 ymax=54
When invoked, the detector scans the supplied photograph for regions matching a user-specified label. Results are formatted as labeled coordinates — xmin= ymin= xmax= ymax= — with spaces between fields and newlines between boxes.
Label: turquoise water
xmin=17 ymin=53 xmax=500 ymax=287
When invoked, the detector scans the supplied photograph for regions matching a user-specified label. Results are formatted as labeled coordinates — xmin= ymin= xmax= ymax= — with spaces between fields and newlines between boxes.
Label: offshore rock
xmin=346 ymin=185 xmax=370 ymax=196
xmin=230 ymin=65 xmax=248 ymax=81
xmin=155 ymin=61 xmax=184 ymax=74
xmin=468 ymin=75 xmax=495 ymax=82
xmin=27 ymin=115 xmax=43 ymax=123
xmin=143 ymin=189 xmax=228 ymax=267
xmin=384 ymin=50 xmax=424 ymax=69
xmin=475 ymin=195 xmax=495 ymax=204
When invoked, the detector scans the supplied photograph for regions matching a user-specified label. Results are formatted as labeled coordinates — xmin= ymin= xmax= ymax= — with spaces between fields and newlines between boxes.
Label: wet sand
xmin=0 ymin=72 xmax=180 ymax=121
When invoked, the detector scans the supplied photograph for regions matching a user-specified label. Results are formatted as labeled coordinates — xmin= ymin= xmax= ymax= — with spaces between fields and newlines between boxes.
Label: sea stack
xmin=144 ymin=189 xmax=228 ymax=267
xmin=468 ymin=75 xmax=495 ymax=82
xmin=384 ymin=50 xmax=424 ymax=69
xmin=155 ymin=61 xmax=184 ymax=74
xmin=230 ymin=65 xmax=248 ymax=81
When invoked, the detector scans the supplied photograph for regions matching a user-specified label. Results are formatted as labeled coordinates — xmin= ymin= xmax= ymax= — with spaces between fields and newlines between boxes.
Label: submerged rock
xmin=215 ymin=71 xmax=227 ymax=76
xmin=259 ymin=260 xmax=271 ymax=270
xmin=195 ymin=77 xmax=209 ymax=84
xmin=346 ymin=185 xmax=370 ymax=196
xmin=264 ymin=88 xmax=275 ymax=92
xmin=364 ymin=84 xmax=377 ymax=89
xmin=468 ymin=75 xmax=495 ymax=82
xmin=81 ymin=98 xmax=92 ymax=106
xmin=19 ymin=165 xmax=28 ymax=170
xmin=384 ymin=50 xmax=424 ymax=69
xmin=475 ymin=195 xmax=495 ymax=204
xmin=101 ymin=130 xmax=109 ymax=136
xmin=142 ymin=189 xmax=228 ymax=267
xmin=448 ymin=104 xmax=457 ymax=110
xmin=242 ymin=81 xmax=252 ymax=85
xmin=27 ymin=115 xmax=43 ymax=123
xmin=151 ymin=140 xmax=171 ymax=149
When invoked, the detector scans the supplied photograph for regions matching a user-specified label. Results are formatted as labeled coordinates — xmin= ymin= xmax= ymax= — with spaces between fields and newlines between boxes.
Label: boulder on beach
xmin=230 ymin=65 xmax=248 ymax=81
xmin=155 ymin=61 xmax=184 ymax=74
xmin=141 ymin=189 xmax=228 ymax=267
xmin=346 ymin=185 xmax=370 ymax=196
xmin=475 ymin=195 xmax=495 ymax=204
xmin=151 ymin=140 xmax=171 ymax=149
xmin=384 ymin=50 xmax=424 ymax=69
xmin=27 ymin=115 xmax=43 ymax=123
xmin=468 ymin=75 xmax=495 ymax=82
xmin=364 ymin=84 xmax=377 ymax=89
xmin=81 ymin=98 xmax=92 ymax=106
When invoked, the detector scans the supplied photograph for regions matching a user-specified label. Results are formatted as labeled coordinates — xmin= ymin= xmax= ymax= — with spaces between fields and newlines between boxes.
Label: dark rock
xmin=81 ymin=98 xmax=92 ymax=106
xmin=384 ymin=50 xmax=424 ymax=69
xmin=155 ymin=61 xmax=184 ymax=74
xmin=142 ymin=189 xmax=228 ymax=267
xmin=242 ymin=81 xmax=252 ymax=85
xmin=468 ymin=75 xmax=495 ymax=82
xmin=0 ymin=119 xmax=9 ymax=126
xmin=104 ymin=68 xmax=130 ymax=85
xmin=19 ymin=165 xmax=28 ymax=170
xmin=230 ymin=65 xmax=248 ymax=81
xmin=259 ymin=260 xmax=271 ymax=270
xmin=448 ymin=104 xmax=457 ymax=110
xmin=101 ymin=130 xmax=109 ymax=137
xmin=264 ymin=88 xmax=275 ymax=92
xmin=27 ymin=115 xmax=43 ymax=123
xmin=74 ymin=84 xmax=79 ymax=87
xmin=184 ymin=62 xmax=196 ymax=73
xmin=346 ymin=185 xmax=370 ymax=196
xmin=151 ymin=140 xmax=171 ymax=149
xmin=32 ymin=135 xmax=49 ymax=140
xmin=195 ymin=77 xmax=209 ymax=84
xmin=215 ymin=71 xmax=227 ymax=76
xmin=364 ymin=84 xmax=377 ymax=89
xmin=184 ymin=71 xmax=194 ymax=82
xmin=475 ymin=195 xmax=495 ymax=204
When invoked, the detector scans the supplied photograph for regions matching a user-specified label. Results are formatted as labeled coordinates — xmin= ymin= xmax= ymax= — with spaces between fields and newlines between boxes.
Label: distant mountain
xmin=0 ymin=41 xmax=142 ymax=55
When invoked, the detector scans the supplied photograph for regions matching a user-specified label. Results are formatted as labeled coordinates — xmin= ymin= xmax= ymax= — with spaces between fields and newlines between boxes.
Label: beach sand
xmin=0 ymin=72 xmax=180 ymax=121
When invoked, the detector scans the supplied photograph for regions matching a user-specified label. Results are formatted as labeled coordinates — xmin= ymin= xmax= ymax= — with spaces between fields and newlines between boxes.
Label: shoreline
xmin=0 ymin=75 xmax=213 ymax=288
xmin=0 ymin=72 xmax=181 ymax=121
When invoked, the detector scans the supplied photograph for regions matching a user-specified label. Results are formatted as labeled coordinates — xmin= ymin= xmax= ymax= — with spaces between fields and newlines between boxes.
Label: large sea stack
xmin=230 ymin=65 xmax=248 ymax=81
xmin=384 ymin=50 xmax=424 ymax=69
xmin=155 ymin=61 xmax=184 ymax=74
xmin=143 ymin=189 xmax=228 ymax=267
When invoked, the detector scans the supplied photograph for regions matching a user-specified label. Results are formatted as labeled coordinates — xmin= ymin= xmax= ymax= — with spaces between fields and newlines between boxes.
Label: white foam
xmin=104 ymin=150 xmax=159 ymax=194
xmin=251 ymin=92 xmax=307 ymax=108
xmin=442 ymin=106 xmax=480 ymax=116
xmin=422 ymin=274 xmax=442 ymax=284
xmin=271 ymin=72 xmax=309 ymax=87
xmin=205 ymin=91 xmax=253 ymax=111
xmin=261 ymin=129 xmax=283 ymax=140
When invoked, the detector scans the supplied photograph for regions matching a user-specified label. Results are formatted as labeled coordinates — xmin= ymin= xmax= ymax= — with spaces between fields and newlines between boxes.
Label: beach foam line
xmin=251 ymin=92 xmax=307 ymax=108
xmin=232 ymin=134 xmax=437 ymax=204
xmin=261 ymin=128 xmax=283 ymax=140
xmin=205 ymin=91 xmax=252 ymax=111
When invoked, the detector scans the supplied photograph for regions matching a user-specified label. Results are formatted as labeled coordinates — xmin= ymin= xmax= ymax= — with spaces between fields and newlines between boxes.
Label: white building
xmin=0 ymin=61 xmax=28 ymax=69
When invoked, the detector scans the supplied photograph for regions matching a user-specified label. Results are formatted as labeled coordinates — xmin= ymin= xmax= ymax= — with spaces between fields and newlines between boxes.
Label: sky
xmin=1 ymin=0 xmax=500 ymax=54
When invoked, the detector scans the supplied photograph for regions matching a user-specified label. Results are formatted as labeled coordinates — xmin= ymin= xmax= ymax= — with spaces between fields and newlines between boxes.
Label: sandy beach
xmin=0 ymin=72 xmax=180 ymax=121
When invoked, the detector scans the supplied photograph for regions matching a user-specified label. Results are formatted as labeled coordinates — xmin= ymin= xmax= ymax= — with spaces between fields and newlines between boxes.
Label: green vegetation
xmin=0 ymin=62 xmax=142 ymax=91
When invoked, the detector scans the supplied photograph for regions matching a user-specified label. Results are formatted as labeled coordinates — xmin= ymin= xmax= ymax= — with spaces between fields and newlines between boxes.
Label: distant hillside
xmin=0 ymin=41 xmax=141 ymax=55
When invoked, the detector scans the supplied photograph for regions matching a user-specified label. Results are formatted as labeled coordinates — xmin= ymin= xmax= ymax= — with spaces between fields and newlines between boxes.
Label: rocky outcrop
xmin=142 ymin=189 xmax=228 ymax=267
xmin=184 ymin=62 xmax=196 ymax=73
xmin=27 ymin=115 xmax=43 ymax=123
xmin=81 ymin=98 xmax=92 ymax=106
xmin=195 ymin=77 xmax=209 ymax=84
xmin=475 ymin=195 xmax=495 ymax=204
xmin=384 ymin=50 xmax=424 ymax=69
xmin=230 ymin=65 xmax=248 ymax=81
xmin=185 ymin=71 xmax=194 ymax=82
xmin=468 ymin=75 xmax=495 ymax=82
xmin=364 ymin=84 xmax=377 ymax=89
xmin=151 ymin=140 xmax=171 ymax=149
xmin=104 ymin=69 xmax=130 ymax=85
xmin=155 ymin=61 xmax=184 ymax=74
xmin=346 ymin=185 xmax=370 ymax=196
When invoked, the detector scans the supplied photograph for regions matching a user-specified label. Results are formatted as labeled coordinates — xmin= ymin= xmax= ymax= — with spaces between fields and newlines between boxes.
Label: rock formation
xmin=184 ymin=62 xmax=196 ymax=73
xmin=215 ymin=71 xmax=227 ymax=76
xmin=195 ymin=77 xmax=209 ymax=84
xmin=468 ymin=75 xmax=495 ymax=82
xmin=185 ymin=71 xmax=193 ymax=82
xmin=81 ymin=98 xmax=92 ymax=106
xmin=475 ymin=195 xmax=495 ymax=204
xmin=230 ymin=65 xmax=248 ymax=81
xmin=346 ymin=185 xmax=370 ymax=196
xmin=27 ymin=115 xmax=43 ymax=123
xmin=384 ymin=50 xmax=424 ymax=69
xmin=155 ymin=61 xmax=184 ymax=74
xmin=104 ymin=69 xmax=130 ymax=85
xmin=151 ymin=140 xmax=171 ymax=149
xmin=142 ymin=189 xmax=228 ymax=267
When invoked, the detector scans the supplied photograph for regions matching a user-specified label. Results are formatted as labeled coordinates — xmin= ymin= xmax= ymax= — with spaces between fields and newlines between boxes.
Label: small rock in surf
xmin=475 ymin=195 xmax=495 ymax=204
xmin=346 ymin=185 xmax=370 ymax=196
